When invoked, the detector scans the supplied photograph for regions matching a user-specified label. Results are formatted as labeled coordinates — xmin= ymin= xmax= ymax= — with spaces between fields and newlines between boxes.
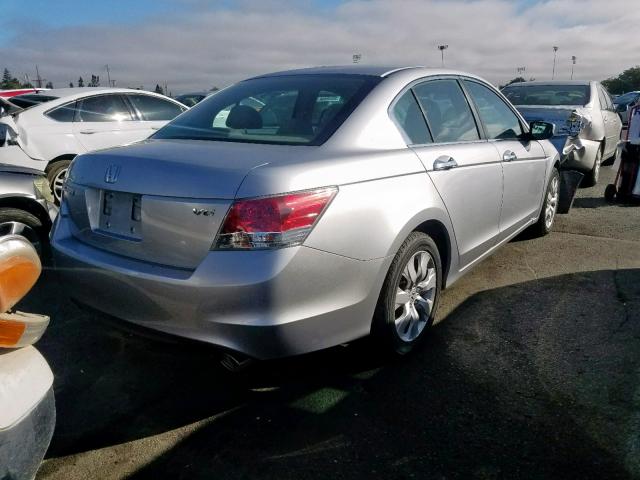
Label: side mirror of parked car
xmin=528 ymin=120 xmax=554 ymax=140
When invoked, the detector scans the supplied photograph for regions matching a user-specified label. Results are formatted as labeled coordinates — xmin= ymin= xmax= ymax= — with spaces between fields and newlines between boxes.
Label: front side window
xmin=45 ymin=101 xmax=77 ymax=122
xmin=502 ymin=84 xmax=591 ymax=106
xmin=128 ymin=94 xmax=186 ymax=121
xmin=413 ymin=79 xmax=479 ymax=143
xmin=76 ymin=95 xmax=133 ymax=122
xmin=463 ymin=80 xmax=523 ymax=140
xmin=153 ymin=74 xmax=380 ymax=146
xmin=390 ymin=90 xmax=431 ymax=145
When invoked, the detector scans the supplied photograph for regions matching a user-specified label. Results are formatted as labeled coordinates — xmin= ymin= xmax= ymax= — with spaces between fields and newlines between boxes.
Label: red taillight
xmin=215 ymin=187 xmax=337 ymax=249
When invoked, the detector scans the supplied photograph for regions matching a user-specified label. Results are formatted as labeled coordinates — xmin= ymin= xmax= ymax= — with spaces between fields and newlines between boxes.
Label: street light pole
xmin=517 ymin=66 xmax=526 ymax=78
xmin=437 ymin=44 xmax=448 ymax=67
xmin=552 ymin=46 xmax=559 ymax=79
xmin=352 ymin=53 xmax=362 ymax=64
xmin=571 ymin=56 xmax=577 ymax=80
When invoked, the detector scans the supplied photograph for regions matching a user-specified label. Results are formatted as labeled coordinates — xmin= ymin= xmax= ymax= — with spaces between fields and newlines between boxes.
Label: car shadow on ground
xmin=25 ymin=268 xmax=640 ymax=479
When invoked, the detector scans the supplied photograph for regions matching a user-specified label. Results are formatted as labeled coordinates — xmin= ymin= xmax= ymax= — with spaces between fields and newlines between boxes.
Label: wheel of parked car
xmin=46 ymin=159 xmax=72 ymax=205
xmin=604 ymin=184 xmax=617 ymax=203
xmin=0 ymin=208 xmax=47 ymax=258
xmin=584 ymin=146 xmax=603 ymax=187
xmin=530 ymin=167 xmax=560 ymax=237
xmin=373 ymin=232 xmax=442 ymax=355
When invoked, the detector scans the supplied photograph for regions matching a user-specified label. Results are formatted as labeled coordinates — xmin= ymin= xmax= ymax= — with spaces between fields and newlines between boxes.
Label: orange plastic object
xmin=0 ymin=317 xmax=26 ymax=347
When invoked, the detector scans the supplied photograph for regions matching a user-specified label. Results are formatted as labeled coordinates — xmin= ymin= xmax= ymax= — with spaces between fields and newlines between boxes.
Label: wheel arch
xmin=0 ymin=195 xmax=51 ymax=230
xmin=412 ymin=219 xmax=452 ymax=288
xmin=45 ymin=154 xmax=76 ymax=172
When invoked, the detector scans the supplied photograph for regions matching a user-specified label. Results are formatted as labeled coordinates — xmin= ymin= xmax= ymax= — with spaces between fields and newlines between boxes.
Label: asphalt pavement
xmin=21 ymin=162 xmax=640 ymax=480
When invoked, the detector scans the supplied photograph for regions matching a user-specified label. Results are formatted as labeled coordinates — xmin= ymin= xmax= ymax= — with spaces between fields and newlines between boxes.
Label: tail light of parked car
xmin=214 ymin=187 xmax=337 ymax=250
xmin=0 ymin=235 xmax=49 ymax=348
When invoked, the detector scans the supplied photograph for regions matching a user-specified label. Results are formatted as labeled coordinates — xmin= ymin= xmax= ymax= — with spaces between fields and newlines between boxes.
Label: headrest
xmin=226 ymin=105 xmax=263 ymax=130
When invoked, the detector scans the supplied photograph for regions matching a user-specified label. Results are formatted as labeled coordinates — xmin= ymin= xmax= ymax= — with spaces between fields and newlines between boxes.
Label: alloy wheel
xmin=394 ymin=250 xmax=437 ymax=342
xmin=545 ymin=175 xmax=559 ymax=230
xmin=52 ymin=167 xmax=68 ymax=204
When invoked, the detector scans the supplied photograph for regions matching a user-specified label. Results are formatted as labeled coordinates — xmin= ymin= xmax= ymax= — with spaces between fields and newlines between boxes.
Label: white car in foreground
xmin=0 ymin=235 xmax=53 ymax=480
xmin=0 ymin=88 xmax=188 ymax=202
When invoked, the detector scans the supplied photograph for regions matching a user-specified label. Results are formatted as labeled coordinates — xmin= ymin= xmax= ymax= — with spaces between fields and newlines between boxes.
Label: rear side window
xmin=413 ymin=79 xmax=479 ymax=143
xmin=45 ymin=101 xmax=77 ymax=122
xmin=76 ymin=95 xmax=133 ymax=122
xmin=127 ymin=94 xmax=186 ymax=121
xmin=390 ymin=90 xmax=431 ymax=145
xmin=463 ymin=80 xmax=523 ymax=140
xmin=597 ymin=85 xmax=613 ymax=110
xmin=153 ymin=74 xmax=381 ymax=146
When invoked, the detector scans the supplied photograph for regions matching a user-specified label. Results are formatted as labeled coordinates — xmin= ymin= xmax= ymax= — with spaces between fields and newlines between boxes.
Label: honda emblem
xmin=104 ymin=164 xmax=121 ymax=184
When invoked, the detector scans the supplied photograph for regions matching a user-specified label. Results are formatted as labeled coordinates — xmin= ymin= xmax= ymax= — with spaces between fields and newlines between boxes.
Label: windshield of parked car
xmin=153 ymin=74 xmax=381 ymax=145
xmin=8 ymin=94 xmax=59 ymax=109
xmin=501 ymin=84 xmax=590 ymax=106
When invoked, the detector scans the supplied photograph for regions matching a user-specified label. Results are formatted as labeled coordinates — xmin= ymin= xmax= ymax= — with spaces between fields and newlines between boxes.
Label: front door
xmin=462 ymin=79 xmax=549 ymax=240
xmin=72 ymin=94 xmax=140 ymax=152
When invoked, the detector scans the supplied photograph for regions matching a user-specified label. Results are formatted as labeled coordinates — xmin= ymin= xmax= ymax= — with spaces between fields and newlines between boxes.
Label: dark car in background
xmin=613 ymin=91 xmax=640 ymax=125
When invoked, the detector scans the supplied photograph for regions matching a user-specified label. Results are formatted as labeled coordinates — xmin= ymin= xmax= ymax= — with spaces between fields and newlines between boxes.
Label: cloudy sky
xmin=0 ymin=0 xmax=637 ymax=94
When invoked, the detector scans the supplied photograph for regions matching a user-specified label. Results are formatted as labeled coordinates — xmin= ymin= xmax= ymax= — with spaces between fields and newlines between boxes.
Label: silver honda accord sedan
xmin=52 ymin=66 xmax=559 ymax=359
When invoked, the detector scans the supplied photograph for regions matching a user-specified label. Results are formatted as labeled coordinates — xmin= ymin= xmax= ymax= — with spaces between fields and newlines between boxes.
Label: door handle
xmin=503 ymin=150 xmax=517 ymax=162
xmin=79 ymin=130 xmax=96 ymax=134
xmin=433 ymin=156 xmax=458 ymax=171
xmin=151 ymin=126 xmax=161 ymax=130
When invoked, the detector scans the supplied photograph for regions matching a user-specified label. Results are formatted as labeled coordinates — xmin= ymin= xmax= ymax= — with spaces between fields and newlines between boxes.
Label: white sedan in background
xmin=0 ymin=88 xmax=188 ymax=202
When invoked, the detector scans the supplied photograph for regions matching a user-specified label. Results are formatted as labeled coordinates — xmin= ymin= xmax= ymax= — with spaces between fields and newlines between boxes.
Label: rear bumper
xmin=52 ymin=217 xmax=390 ymax=359
xmin=559 ymin=137 xmax=601 ymax=172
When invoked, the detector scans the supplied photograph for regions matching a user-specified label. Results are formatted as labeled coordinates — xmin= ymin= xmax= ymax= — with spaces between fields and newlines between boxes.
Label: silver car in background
xmin=502 ymin=80 xmax=622 ymax=186
xmin=52 ymin=66 xmax=559 ymax=360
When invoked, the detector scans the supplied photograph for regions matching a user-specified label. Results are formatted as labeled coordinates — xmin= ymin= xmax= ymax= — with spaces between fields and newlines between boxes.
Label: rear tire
xmin=372 ymin=232 xmax=442 ymax=355
xmin=46 ymin=159 xmax=72 ymax=205
xmin=530 ymin=167 xmax=560 ymax=237
xmin=583 ymin=146 xmax=603 ymax=187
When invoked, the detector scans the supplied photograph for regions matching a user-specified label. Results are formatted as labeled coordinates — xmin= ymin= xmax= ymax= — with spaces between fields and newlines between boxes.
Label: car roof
xmin=16 ymin=88 xmax=185 ymax=114
xmin=247 ymin=65 xmax=486 ymax=82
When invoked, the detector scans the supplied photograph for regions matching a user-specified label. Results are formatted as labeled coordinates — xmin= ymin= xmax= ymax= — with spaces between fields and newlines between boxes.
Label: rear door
xmin=462 ymin=79 xmax=548 ymax=240
xmin=71 ymin=94 xmax=141 ymax=151
xmin=124 ymin=93 xmax=187 ymax=138
xmin=405 ymin=78 xmax=504 ymax=269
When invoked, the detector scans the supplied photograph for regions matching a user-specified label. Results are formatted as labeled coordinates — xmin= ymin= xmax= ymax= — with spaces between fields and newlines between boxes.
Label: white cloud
xmin=1 ymin=0 xmax=637 ymax=93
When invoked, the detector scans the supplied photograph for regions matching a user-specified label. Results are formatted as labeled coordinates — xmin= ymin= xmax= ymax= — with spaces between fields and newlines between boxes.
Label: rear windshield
xmin=153 ymin=74 xmax=381 ymax=146
xmin=501 ymin=84 xmax=590 ymax=106
xmin=8 ymin=94 xmax=59 ymax=109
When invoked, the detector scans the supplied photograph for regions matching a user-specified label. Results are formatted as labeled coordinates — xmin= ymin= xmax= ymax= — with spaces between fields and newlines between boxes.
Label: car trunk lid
xmin=65 ymin=139 xmax=274 ymax=269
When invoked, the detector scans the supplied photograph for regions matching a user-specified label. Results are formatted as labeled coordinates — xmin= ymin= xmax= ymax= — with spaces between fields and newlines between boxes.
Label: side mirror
xmin=529 ymin=120 xmax=554 ymax=140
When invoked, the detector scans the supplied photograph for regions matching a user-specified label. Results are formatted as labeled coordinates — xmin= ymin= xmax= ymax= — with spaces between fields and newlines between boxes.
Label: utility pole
xmin=437 ymin=45 xmax=449 ymax=67
xmin=552 ymin=46 xmax=559 ymax=80
xmin=105 ymin=64 xmax=112 ymax=87
xmin=35 ymin=65 xmax=42 ymax=88
xmin=571 ymin=56 xmax=577 ymax=80
xmin=517 ymin=66 xmax=526 ymax=77
xmin=352 ymin=53 xmax=362 ymax=64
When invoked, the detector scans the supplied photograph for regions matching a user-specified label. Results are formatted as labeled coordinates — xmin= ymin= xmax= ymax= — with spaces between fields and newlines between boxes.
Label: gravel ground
xmin=20 ymin=162 xmax=640 ymax=480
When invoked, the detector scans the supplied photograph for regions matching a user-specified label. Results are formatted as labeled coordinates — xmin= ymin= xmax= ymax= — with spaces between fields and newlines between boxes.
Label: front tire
xmin=372 ymin=232 xmax=442 ymax=355
xmin=530 ymin=167 xmax=560 ymax=237
xmin=0 ymin=207 xmax=48 ymax=258
xmin=46 ymin=159 xmax=72 ymax=205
